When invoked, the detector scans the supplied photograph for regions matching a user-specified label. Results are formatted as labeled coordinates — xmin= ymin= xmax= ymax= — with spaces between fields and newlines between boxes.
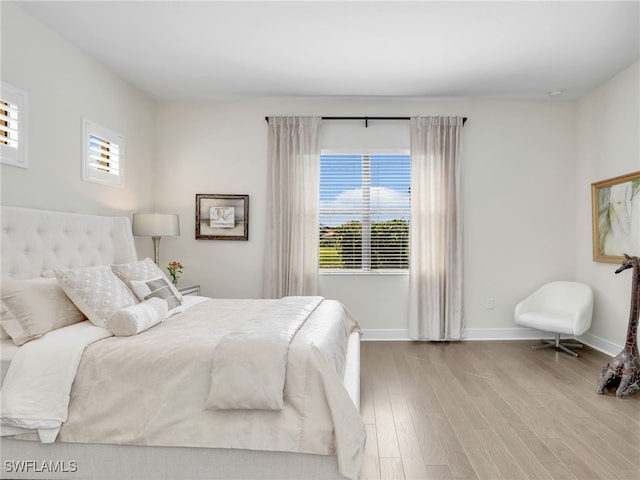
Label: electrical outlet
xmin=486 ymin=297 xmax=494 ymax=309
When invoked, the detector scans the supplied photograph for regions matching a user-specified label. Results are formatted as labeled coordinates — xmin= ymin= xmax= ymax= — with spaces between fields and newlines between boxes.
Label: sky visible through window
xmin=319 ymin=154 xmax=411 ymax=226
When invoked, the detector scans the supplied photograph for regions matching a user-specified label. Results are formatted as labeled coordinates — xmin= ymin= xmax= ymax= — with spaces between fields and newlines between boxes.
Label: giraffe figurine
xmin=596 ymin=254 xmax=640 ymax=398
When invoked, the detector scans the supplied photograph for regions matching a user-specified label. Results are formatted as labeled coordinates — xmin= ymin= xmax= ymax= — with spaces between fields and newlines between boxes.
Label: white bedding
xmin=1 ymin=340 xmax=19 ymax=384
xmin=1 ymin=321 xmax=112 ymax=442
xmin=0 ymin=296 xmax=208 ymax=437
xmin=1 ymin=296 xmax=365 ymax=480
xmin=206 ymin=296 xmax=323 ymax=410
xmin=0 ymin=296 xmax=208 ymax=383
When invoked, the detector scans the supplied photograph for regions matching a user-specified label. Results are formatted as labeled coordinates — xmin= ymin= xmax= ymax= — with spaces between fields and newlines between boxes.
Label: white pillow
xmin=130 ymin=276 xmax=184 ymax=317
xmin=111 ymin=258 xmax=184 ymax=303
xmin=1 ymin=278 xmax=86 ymax=345
xmin=55 ymin=266 xmax=138 ymax=328
xmin=106 ymin=298 xmax=168 ymax=337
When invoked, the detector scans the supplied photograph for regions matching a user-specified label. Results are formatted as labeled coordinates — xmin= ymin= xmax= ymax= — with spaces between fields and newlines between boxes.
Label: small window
xmin=82 ymin=118 xmax=124 ymax=188
xmin=0 ymin=83 xmax=28 ymax=169
xmin=319 ymin=153 xmax=411 ymax=273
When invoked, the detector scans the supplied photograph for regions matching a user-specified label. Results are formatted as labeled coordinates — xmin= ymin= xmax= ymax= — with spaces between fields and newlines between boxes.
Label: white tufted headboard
xmin=1 ymin=206 xmax=138 ymax=280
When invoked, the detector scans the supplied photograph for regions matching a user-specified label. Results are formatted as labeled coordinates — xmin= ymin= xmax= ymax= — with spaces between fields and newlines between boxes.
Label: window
xmin=319 ymin=153 xmax=411 ymax=272
xmin=0 ymin=83 xmax=28 ymax=169
xmin=82 ymin=118 xmax=124 ymax=188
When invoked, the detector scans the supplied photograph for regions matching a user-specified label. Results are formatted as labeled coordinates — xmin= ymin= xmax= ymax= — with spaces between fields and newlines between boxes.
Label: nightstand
xmin=178 ymin=285 xmax=200 ymax=296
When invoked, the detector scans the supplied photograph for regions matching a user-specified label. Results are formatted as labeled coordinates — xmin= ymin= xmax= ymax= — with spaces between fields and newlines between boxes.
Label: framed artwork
xmin=591 ymin=171 xmax=640 ymax=263
xmin=195 ymin=194 xmax=249 ymax=240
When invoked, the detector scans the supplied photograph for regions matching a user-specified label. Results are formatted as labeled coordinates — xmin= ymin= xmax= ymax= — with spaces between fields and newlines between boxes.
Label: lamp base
xmin=151 ymin=236 xmax=161 ymax=266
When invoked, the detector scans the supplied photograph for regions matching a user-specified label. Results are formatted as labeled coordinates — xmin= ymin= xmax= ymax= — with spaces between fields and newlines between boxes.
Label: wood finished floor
xmin=359 ymin=341 xmax=640 ymax=480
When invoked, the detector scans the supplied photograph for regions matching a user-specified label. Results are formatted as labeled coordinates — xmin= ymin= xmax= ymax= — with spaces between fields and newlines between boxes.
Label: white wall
xmin=154 ymin=97 xmax=578 ymax=339
xmin=1 ymin=2 xmax=155 ymax=222
xmin=575 ymin=61 xmax=640 ymax=354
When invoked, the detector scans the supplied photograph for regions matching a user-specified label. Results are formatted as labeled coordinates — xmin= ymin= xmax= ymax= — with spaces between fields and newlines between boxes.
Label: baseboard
xmin=361 ymin=327 xmax=547 ymax=342
xmin=361 ymin=329 xmax=411 ymax=341
xmin=463 ymin=327 xmax=548 ymax=341
xmin=361 ymin=327 xmax=620 ymax=357
xmin=578 ymin=332 xmax=621 ymax=357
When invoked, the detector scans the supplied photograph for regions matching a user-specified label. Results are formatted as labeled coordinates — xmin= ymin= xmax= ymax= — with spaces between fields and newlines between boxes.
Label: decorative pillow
xmin=130 ymin=276 xmax=184 ymax=317
xmin=111 ymin=258 xmax=183 ymax=302
xmin=1 ymin=278 xmax=86 ymax=345
xmin=55 ymin=266 xmax=138 ymax=328
xmin=106 ymin=297 xmax=167 ymax=337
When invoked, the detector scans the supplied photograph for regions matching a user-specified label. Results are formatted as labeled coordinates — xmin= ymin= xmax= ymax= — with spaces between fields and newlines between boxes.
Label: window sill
xmin=319 ymin=270 xmax=409 ymax=276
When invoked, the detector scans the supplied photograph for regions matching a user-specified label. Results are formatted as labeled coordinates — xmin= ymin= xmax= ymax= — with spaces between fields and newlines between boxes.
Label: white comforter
xmin=1 ymin=297 xmax=365 ymax=480
xmin=1 ymin=321 xmax=112 ymax=442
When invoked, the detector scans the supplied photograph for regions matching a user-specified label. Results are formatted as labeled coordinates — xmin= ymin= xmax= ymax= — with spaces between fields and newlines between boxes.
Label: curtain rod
xmin=264 ymin=116 xmax=467 ymax=127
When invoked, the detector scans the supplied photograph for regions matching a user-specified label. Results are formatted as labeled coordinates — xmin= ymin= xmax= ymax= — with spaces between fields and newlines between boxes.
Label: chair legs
xmin=531 ymin=333 xmax=583 ymax=357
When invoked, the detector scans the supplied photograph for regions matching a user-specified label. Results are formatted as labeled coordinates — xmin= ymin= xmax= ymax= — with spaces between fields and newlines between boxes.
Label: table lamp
xmin=132 ymin=213 xmax=180 ymax=265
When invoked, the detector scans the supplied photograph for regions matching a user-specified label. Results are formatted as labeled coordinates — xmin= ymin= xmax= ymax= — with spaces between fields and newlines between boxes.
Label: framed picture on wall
xmin=195 ymin=194 xmax=249 ymax=240
xmin=591 ymin=171 xmax=640 ymax=263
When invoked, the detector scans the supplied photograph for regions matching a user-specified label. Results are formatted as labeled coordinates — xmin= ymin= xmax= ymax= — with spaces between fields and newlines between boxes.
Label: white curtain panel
xmin=408 ymin=116 xmax=464 ymax=340
xmin=263 ymin=117 xmax=321 ymax=298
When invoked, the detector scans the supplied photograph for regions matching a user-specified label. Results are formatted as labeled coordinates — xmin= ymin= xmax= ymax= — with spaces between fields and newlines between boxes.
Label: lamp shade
xmin=132 ymin=213 xmax=180 ymax=237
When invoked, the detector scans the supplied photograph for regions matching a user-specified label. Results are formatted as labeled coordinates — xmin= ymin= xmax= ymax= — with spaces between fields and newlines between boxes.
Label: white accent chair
xmin=514 ymin=281 xmax=594 ymax=357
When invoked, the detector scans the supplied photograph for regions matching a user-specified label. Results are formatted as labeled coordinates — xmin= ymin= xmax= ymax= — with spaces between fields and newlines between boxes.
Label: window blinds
xmin=0 ymin=99 xmax=19 ymax=150
xmin=319 ymin=153 xmax=411 ymax=272
xmin=82 ymin=118 xmax=124 ymax=188
xmin=88 ymin=134 xmax=120 ymax=176
xmin=0 ymin=83 xmax=28 ymax=169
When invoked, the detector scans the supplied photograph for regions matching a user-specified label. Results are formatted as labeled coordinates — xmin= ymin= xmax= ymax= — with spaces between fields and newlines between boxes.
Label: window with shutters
xmin=0 ymin=83 xmax=28 ymax=169
xmin=319 ymin=152 xmax=410 ymax=273
xmin=82 ymin=118 xmax=124 ymax=188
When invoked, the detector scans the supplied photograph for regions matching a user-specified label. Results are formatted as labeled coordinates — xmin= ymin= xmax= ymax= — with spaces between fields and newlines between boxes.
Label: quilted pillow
xmin=1 ymin=278 xmax=86 ymax=345
xmin=130 ymin=276 xmax=184 ymax=317
xmin=111 ymin=258 xmax=183 ymax=302
xmin=55 ymin=266 xmax=138 ymax=328
xmin=106 ymin=297 xmax=168 ymax=336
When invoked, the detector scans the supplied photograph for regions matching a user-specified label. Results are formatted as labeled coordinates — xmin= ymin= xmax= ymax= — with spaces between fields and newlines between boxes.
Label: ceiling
xmin=12 ymin=1 xmax=640 ymax=101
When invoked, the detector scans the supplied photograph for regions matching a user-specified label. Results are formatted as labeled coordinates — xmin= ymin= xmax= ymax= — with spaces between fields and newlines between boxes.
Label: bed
xmin=0 ymin=206 xmax=364 ymax=480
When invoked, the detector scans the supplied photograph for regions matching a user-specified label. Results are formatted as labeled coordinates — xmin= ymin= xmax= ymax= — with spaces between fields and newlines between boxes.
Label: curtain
xmin=263 ymin=116 xmax=321 ymax=298
xmin=408 ymin=116 xmax=464 ymax=340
